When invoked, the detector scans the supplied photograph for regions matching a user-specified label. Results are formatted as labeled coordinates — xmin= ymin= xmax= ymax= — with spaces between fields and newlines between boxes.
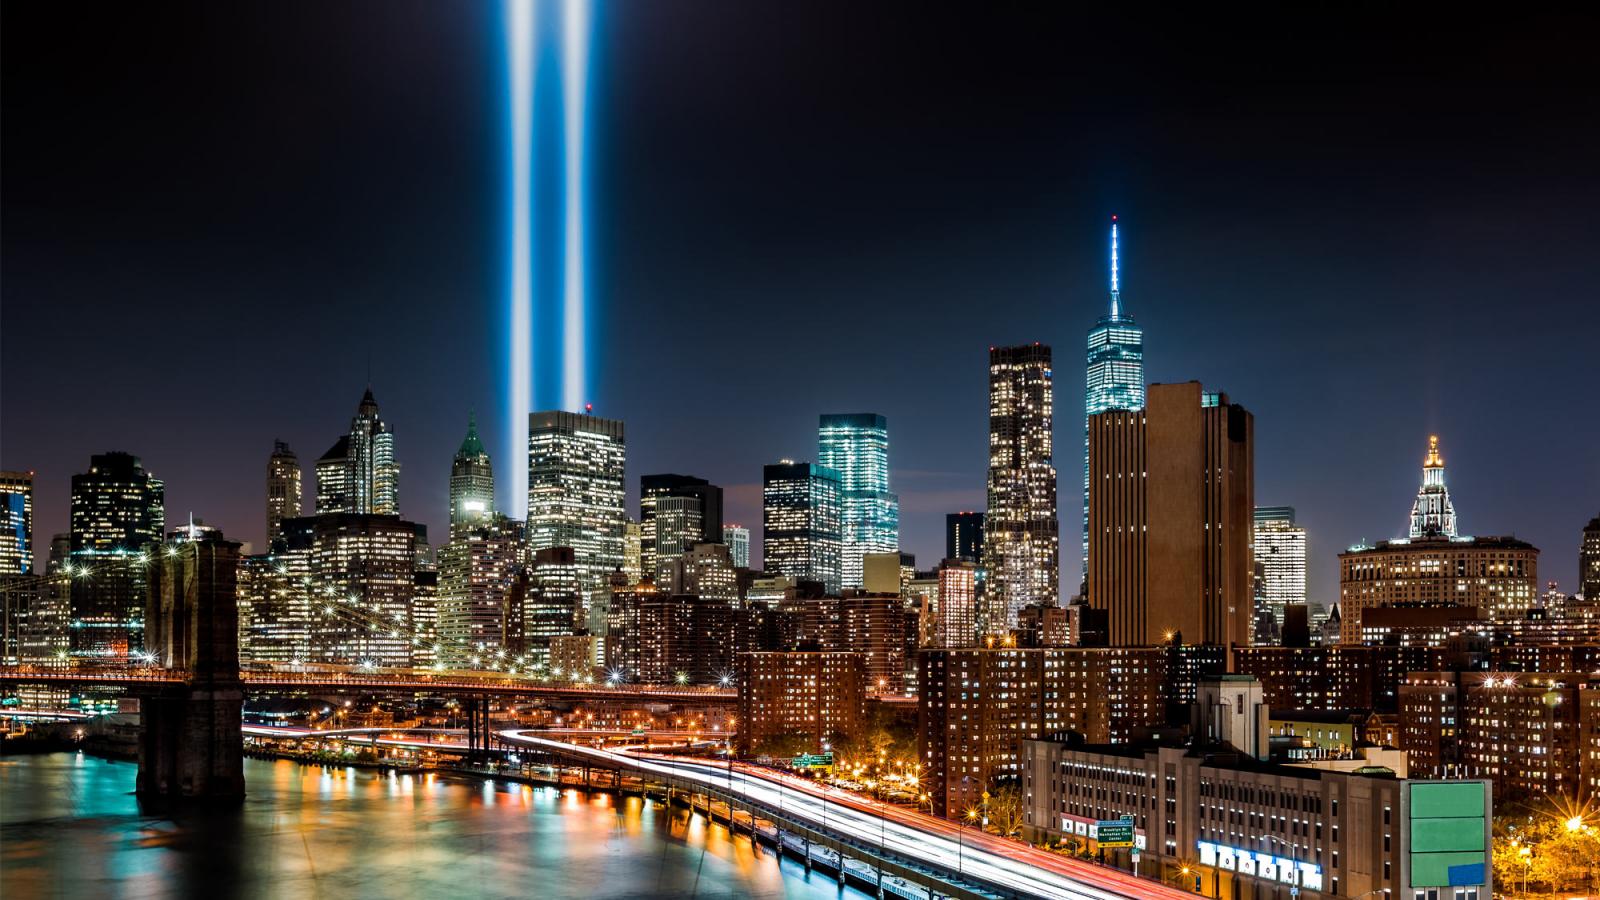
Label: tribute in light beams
xmin=505 ymin=0 xmax=593 ymax=520
xmin=560 ymin=0 xmax=590 ymax=415
xmin=506 ymin=0 xmax=535 ymax=520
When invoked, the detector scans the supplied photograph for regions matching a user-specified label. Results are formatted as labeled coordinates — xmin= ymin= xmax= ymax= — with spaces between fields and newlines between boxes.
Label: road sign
xmin=1095 ymin=820 xmax=1135 ymax=848
xmin=793 ymin=752 xmax=834 ymax=770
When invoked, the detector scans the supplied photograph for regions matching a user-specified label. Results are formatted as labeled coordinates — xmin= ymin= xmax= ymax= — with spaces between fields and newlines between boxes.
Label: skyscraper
xmin=449 ymin=413 xmax=495 ymax=542
xmin=652 ymin=495 xmax=704 ymax=578
xmin=70 ymin=452 xmax=164 ymax=553
xmin=0 ymin=471 xmax=33 ymax=575
xmin=1409 ymin=435 xmax=1457 ymax=539
xmin=437 ymin=516 xmax=522 ymax=664
xmin=526 ymin=411 xmax=626 ymax=612
xmin=265 ymin=442 xmax=301 ymax=545
xmin=945 ymin=511 xmax=984 ymax=563
xmin=69 ymin=452 xmax=164 ymax=659
xmin=762 ymin=461 xmax=842 ymax=595
xmin=1583 ymin=515 xmax=1600 ymax=600
xmin=722 ymin=524 xmax=750 ymax=569
xmin=638 ymin=474 xmax=722 ymax=578
xmin=818 ymin=413 xmax=899 ymax=590
xmin=316 ymin=388 xmax=400 ymax=516
xmin=308 ymin=513 xmax=420 ymax=666
xmin=1087 ymin=382 xmax=1254 ymax=648
xmin=1252 ymin=507 xmax=1307 ymax=641
xmin=984 ymin=343 xmax=1059 ymax=627
xmin=1083 ymin=218 xmax=1145 ymax=591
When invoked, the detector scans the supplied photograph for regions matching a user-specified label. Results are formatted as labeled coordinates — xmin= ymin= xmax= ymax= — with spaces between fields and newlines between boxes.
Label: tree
xmin=987 ymin=784 xmax=1026 ymax=837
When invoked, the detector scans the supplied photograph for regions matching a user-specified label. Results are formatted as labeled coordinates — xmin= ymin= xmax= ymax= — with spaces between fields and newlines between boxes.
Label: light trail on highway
xmin=498 ymin=731 xmax=1185 ymax=900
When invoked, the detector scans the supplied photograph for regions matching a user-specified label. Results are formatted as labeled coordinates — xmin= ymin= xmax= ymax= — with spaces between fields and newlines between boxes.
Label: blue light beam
xmin=560 ymin=0 xmax=590 ymax=413
xmin=508 ymin=0 xmax=535 ymax=519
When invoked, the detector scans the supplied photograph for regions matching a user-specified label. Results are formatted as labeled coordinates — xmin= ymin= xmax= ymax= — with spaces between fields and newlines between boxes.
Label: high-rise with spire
xmin=1409 ymin=435 xmax=1457 ymax=538
xmin=1083 ymin=217 xmax=1145 ymax=593
xmin=449 ymin=413 xmax=495 ymax=541
xmin=265 ymin=441 xmax=301 ymax=544
xmin=316 ymin=388 xmax=400 ymax=516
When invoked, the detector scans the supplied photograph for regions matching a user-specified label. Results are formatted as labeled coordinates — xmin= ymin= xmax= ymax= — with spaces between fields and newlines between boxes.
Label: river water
xmin=1 ymin=753 xmax=867 ymax=899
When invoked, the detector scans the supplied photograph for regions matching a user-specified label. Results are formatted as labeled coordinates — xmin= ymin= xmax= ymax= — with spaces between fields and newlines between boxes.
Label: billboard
xmin=1406 ymin=781 xmax=1490 ymax=890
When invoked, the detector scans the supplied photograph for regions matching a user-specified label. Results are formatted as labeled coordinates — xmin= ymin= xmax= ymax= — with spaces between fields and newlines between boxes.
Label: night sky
xmin=4 ymin=4 xmax=1597 ymax=604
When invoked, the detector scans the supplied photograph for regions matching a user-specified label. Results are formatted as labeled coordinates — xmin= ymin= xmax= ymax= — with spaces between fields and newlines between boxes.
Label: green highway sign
xmin=1095 ymin=820 xmax=1135 ymax=848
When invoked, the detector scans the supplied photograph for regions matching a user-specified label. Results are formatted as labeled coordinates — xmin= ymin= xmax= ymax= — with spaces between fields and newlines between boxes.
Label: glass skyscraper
xmin=1083 ymin=218 xmax=1144 ymax=589
xmin=762 ymin=461 xmax=842 ymax=595
xmin=818 ymin=413 xmax=898 ymax=589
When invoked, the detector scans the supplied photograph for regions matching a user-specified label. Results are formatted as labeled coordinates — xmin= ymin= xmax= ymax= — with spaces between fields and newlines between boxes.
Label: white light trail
xmin=499 ymin=732 xmax=1164 ymax=900
xmin=508 ymin=0 xmax=535 ymax=518
xmin=560 ymin=0 xmax=589 ymax=412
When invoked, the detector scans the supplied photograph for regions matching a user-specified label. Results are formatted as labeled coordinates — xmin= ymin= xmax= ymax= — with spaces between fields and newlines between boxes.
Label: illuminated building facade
xmin=917 ymin=646 xmax=1169 ymax=818
xmin=984 ymin=343 xmax=1059 ymax=627
xmin=639 ymin=474 xmax=722 ymax=580
xmin=1018 ymin=738 xmax=1479 ymax=900
xmin=526 ymin=411 xmax=626 ymax=611
xmin=1083 ymin=218 xmax=1145 ymax=589
xmin=1 ymin=471 xmax=34 ymax=575
xmin=308 ymin=513 xmax=421 ymax=666
xmin=1409 ymin=435 xmax=1457 ymax=539
xmin=934 ymin=558 xmax=977 ymax=648
xmin=736 ymin=650 xmax=867 ymax=756
xmin=1087 ymin=382 xmax=1255 ymax=648
xmin=1253 ymin=507 xmax=1307 ymax=639
xmin=316 ymin=388 xmax=400 ymax=516
xmin=265 ymin=441 xmax=301 ymax=545
xmin=1582 ymin=515 xmax=1600 ymax=600
xmin=945 ymin=511 xmax=984 ymax=563
xmin=662 ymin=541 xmax=738 ymax=603
xmin=722 ymin=524 xmax=750 ymax=569
xmin=818 ymin=413 xmax=899 ymax=590
xmin=237 ymin=551 xmax=311 ymax=664
xmin=1400 ymin=670 xmax=1592 ymax=800
xmin=437 ymin=515 xmax=523 ymax=664
xmin=448 ymin=413 xmax=495 ymax=542
xmin=522 ymin=546 xmax=583 ymax=667
xmin=762 ymin=461 xmax=841 ymax=595
xmin=68 ymin=453 xmax=164 ymax=659
xmin=604 ymin=582 xmax=733 ymax=683
xmin=1338 ymin=537 xmax=1538 ymax=645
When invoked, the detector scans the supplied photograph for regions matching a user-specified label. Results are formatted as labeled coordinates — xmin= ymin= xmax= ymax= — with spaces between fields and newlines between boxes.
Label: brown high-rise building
xmin=917 ymin=645 xmax=1168 ymax=817
xmin=265 ymin=441 xmax=302 ymax=545
xmin=737 ymin=650 xmax=867 ymax=756
xmin=983 ymin=343 xmax=1058 ymax=630
xmin=1086 ymin=381 xmax=1254 ymax=648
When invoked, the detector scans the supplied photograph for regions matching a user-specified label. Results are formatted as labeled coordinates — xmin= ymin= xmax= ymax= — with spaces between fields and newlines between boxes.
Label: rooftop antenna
xmin=1109 ymin=215 xmax=1121 ymax=318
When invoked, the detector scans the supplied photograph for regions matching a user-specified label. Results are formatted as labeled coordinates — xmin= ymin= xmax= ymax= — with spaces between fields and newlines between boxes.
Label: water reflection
xmin=1 ymin=754 xmax=865 ymax=899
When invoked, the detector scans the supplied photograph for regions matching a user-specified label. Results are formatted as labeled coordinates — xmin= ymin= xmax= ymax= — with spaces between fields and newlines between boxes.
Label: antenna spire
xmin=1109 ymin=215 xmax=1121 ymax=318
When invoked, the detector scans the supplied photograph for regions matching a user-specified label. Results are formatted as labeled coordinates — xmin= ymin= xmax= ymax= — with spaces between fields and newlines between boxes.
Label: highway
xmin=498 ymin=731 xmax=1187 ymax=900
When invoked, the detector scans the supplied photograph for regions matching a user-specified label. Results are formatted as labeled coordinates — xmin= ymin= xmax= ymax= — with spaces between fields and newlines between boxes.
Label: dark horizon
xmin=3 ymin=4 xmax=1597 ymax=603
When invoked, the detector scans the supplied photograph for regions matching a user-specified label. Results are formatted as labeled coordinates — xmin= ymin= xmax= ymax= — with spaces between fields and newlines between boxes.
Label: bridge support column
xmin=137 ymin=536 xmax=245 ymax=804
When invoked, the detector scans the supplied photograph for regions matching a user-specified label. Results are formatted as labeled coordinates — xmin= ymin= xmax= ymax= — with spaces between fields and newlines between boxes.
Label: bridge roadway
xmin=499 ymin=731 xmax=1186 ymax=900
xmin=0 ymin=666 xmax=736 ymax=704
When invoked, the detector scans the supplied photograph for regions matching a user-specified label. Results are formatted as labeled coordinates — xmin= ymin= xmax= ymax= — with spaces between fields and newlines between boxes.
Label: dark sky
xmin=4 ymin=4 xmax=1598 ymax=605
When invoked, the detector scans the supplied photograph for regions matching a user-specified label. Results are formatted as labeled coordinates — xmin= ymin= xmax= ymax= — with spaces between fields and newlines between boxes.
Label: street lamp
xmin=960 ymin=806 xmax=979 ymax=876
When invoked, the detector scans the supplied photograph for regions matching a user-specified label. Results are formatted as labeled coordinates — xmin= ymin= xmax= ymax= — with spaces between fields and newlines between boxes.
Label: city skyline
xmin=4 ymin=5 xmax=1598 ymax=608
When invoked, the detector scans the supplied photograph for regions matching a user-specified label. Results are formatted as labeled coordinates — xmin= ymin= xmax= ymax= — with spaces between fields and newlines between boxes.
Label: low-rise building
xmin=1020 ymin=738 xmax=1491 ymax=900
